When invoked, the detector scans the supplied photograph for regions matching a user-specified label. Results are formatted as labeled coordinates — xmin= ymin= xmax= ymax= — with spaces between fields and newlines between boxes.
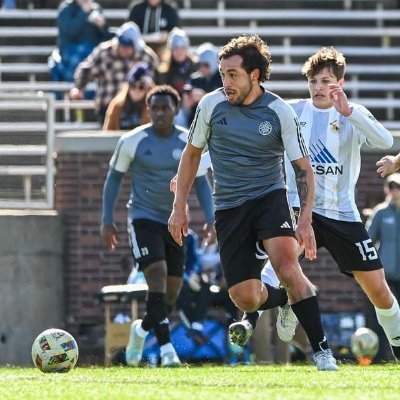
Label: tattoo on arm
xmin=293 ymin=163 xmax=308 ymax=210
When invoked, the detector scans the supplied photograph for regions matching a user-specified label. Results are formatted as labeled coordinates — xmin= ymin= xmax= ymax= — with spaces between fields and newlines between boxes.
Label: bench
xmin=95 ymin=283 xmax=148 ymax=366
xmin=2 ymin=8 xmax=399 ymax=25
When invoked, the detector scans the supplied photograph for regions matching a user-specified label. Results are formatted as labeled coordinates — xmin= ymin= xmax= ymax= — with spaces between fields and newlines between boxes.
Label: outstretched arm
xmin=291 ymin=156 xmax=316 ymax=260
xmin=168 ymin=143 xmax=204 ymax=246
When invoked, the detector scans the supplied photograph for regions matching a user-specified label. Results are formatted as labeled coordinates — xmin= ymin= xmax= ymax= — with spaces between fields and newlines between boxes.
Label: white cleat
xmin=125 ymin=319 xmax=146 ymax=367
xmin=276 ymin=303 xmax=298 ymax=342
xmin=313 ymin=349 xmax=339 ymax=371
xmin=161 ymin=350 xmax=181 ymax=367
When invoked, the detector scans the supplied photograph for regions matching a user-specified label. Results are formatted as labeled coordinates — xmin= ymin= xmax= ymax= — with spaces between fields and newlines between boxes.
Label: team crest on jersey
xmin=172 ymin=148 xmax=183 ymax=160
xmin=330 ymin=120 xmax=341 ymax=133
xmin=259 ymin=121 xmax=273 ymax=136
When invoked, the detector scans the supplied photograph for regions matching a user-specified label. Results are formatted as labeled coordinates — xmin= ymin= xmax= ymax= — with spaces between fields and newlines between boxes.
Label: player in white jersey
xmin=230 ymin=47 xmax=400 ymax=362
xmin=168 ymin=35 xmax=338 ymax=371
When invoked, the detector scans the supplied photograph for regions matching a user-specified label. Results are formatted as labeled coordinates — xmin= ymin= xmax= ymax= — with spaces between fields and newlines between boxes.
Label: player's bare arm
xmin=376 ymin=153 xmax=400 ymax=177
xmin=168 ymin=143 xmax=203 ymax=246
xmin=291 ymin=157 xmax=316 ymax=260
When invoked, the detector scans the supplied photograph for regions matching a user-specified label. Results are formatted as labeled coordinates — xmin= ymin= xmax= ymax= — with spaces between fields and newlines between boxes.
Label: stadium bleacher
xmin=0 ymin=0 xmax=399 ymax=128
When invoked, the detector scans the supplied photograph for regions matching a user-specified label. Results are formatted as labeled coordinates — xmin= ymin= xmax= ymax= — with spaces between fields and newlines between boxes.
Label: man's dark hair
xmin=218 ymin=35 xmax=271 ymax=82
xmin=146 ymin=84 xmax=181 ymax=107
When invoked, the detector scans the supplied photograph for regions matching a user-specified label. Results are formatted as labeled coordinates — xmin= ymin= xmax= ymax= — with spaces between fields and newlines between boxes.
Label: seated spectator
xmin=190 ymin=42 xmax=222 ymax=94
xmin=103 ymin=63 xmax=154 ymax=131
xmin=128 ymin=0 xmax=181 ymax=55
xmin=69 ymin=21 xmax=158 ymax=124
xmin=177 ymin=238 xmax=238 ymax=341
xmin=49 ymin=0 xmax=112 ymax=91
xmin=156 ymin=28 xmax=197 ymax=94
xmin=174 ymin=83 xmax=203 ymax=128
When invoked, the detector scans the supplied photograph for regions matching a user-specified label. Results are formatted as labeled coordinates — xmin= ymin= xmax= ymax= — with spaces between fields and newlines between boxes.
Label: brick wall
xmin=54 ymin=132 xmax=399 ymax=354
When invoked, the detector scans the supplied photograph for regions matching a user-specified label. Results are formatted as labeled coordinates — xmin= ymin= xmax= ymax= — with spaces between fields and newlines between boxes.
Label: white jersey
xmin=286 ymin=99 xmax=393 ymax=222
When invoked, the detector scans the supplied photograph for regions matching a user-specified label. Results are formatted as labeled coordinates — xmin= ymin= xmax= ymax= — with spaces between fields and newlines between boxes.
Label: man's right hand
xmin=101 ymin=223 xmax=118 ymax=250
xmin=168 ymin=207 xmax=188 ymax=246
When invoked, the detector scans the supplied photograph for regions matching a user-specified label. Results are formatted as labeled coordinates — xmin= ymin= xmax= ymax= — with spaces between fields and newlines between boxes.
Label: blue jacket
xmin=57 ymin=0 xmax=110 ymax=53
xmin=367 ymin=201 xmax=400 ymax=281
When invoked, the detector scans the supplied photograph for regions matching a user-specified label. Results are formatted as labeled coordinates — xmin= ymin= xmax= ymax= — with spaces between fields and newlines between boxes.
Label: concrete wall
xmin=0 ymin=210 xmax=65 ymax=365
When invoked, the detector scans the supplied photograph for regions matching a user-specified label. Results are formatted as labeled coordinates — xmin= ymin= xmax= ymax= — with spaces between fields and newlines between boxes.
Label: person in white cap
xmin=69 ymin=22 xmax=158 ymax=124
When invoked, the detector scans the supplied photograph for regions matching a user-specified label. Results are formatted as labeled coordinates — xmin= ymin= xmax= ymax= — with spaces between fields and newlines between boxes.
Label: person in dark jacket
xmin=128 ymin=0 xmax=180 ymax=54
xmin=50 ymin=0 xmax=111 ymax=83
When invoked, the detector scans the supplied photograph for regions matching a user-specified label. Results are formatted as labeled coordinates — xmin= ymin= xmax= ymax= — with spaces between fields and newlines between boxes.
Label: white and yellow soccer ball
xmin=31 ymin=328 xmax=79 ymax=373
xmin=350 ymin=327 xmax=379 ymax=365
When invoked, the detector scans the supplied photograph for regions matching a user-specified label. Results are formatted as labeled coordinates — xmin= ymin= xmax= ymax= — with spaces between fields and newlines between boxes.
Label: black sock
xmin=141 ymin=292 xmax=168 ymax=332
xmin=154 ymin=320 xmax=171 ymax=346
xmin=291 ymin=296 xmax=329 ymax=354
xmin=258 ymin=283 xmax=288 ymax=310
xmin=242 ymin=311 xmax=259 ymax=330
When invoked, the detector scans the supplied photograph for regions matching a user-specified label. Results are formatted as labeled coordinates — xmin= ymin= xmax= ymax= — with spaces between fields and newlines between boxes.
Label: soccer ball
xmin=350 ymin=327 xmax=379 ymax=365
xmin=31 ymin=328 xmax=79 ymax=373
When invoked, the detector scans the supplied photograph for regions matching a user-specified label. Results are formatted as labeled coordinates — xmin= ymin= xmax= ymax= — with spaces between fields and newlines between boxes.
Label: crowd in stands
xmin=43 ymin=0 xmax=223 ymax=126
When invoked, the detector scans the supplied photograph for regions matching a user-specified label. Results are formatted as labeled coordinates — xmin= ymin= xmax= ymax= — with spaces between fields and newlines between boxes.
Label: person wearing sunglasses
xmin=103 ymin=63 xmax=154 ymax=131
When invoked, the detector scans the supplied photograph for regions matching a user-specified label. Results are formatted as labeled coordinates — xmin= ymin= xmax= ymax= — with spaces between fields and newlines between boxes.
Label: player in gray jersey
xmin=168 ymin=35 xmax=338 ymax=371
xmin=232 ymin=47 xmax=400 ymax=363
xmin=101 ymin=85 xmax=215 ymax=367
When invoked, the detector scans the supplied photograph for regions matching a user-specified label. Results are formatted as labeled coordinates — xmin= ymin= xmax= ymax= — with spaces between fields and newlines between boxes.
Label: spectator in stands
xmin=1 ymin=0 xmax=16 ymax=9
xmin=127 ymin=0 xmax=181 ymax=55
xmin=156 ymin=28 xmax=197 ymax=94
xmin=177 ymin=239 xmax=238 ymax=336
xmin=103 ymin=62 xmax=154 ymax=131
xmin=101 ymin=85 xmax=215 ymax=368
xmin=69 ymin=22 xmax=158 ymax=124
xmin=190 ymin=42 xmax=222 ymax=94
xmin=366 ymin=173 xmax=400 ymax=361
xmin=174 ymin=83 xmax=203 ymax=128
xmin=49 ymin=0 xmax=112 ymax=85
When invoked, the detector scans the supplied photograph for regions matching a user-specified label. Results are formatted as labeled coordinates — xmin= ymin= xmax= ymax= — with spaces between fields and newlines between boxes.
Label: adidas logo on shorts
xmin=280 ymin=221 xmax=291 ymax=229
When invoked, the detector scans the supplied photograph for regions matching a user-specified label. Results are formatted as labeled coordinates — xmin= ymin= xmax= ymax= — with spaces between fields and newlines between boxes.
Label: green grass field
xmin=1 ymin=364 xmax=400 ymax=400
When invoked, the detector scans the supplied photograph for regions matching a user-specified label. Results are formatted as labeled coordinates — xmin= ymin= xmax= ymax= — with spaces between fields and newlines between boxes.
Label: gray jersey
xmin=110 ymin=123 xmax=198 ymax=224
xmin=286 ymin=99 xmax=393 ymax=222
xmin=189 ymin=88 xmax=308 ymax=210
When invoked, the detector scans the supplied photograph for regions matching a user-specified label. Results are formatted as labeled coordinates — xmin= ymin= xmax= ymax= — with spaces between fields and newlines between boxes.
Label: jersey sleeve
xmin=109 ymin=130 xmax=147 ymax=173
xmin=348 ymin=104 xmax=393 ymax=150
xmin=272 ymin=99 xmax=309 ymax=161
xmin=188 ymin=95 xmax=212 ymax=149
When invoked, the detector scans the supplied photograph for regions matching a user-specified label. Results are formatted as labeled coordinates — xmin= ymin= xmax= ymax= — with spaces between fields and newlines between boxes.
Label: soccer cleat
xmin=276 ymin=303 xmax=298 ymax=342
xmin=160 ymin=350 xmax=181 ymax=367
xmin=125 ymin=319 xmax=146 ymax=367
xmin=313 ymin=349 xmax=339 ymax=371
xmin=228 ymin=320 xmax=253 ymax=347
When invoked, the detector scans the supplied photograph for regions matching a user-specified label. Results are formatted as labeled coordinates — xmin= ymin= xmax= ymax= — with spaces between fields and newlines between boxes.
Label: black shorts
xmin=215 ymin=189 xmax=296 ymax=289
xmin=312 ymin=212 xmax=383 ymax=276
xmin=127 ymin=218 xmax=185 ymax=277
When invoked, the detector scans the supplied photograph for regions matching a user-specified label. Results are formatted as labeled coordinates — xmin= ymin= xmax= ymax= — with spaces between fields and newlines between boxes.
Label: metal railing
xmin=0 ymin=93 xmax=54 ymax=208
